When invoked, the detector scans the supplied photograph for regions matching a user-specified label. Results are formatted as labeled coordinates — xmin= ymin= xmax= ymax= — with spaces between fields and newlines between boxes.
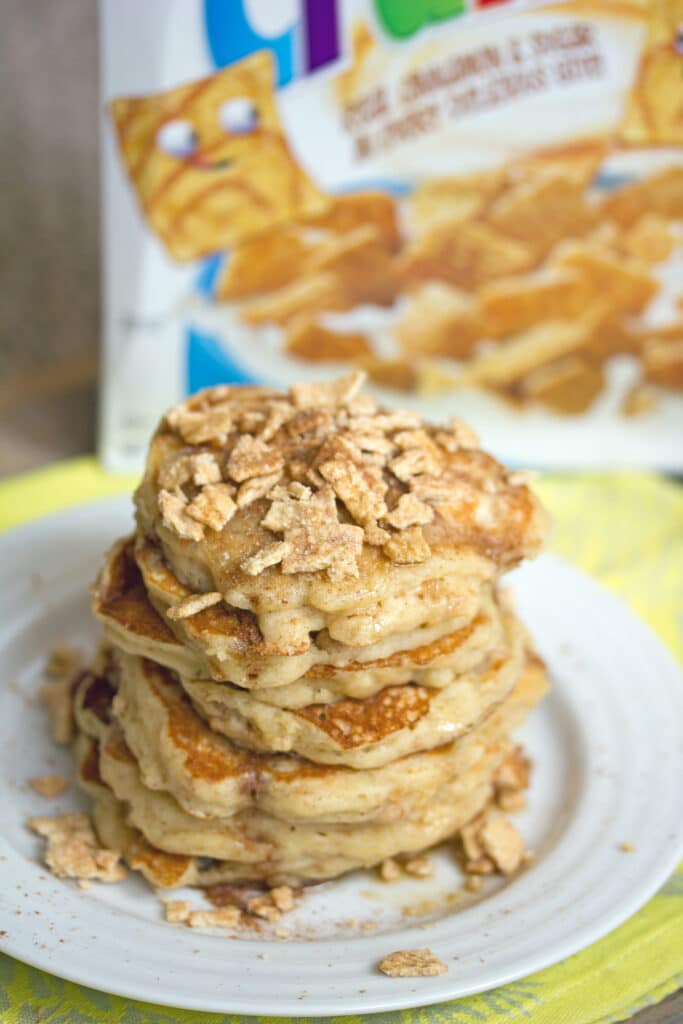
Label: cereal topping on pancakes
xmin=140 ymin=373 xmax=547 ymax=582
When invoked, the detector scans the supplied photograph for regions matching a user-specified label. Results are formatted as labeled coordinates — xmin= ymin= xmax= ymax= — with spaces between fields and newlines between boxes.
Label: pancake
xmin=76 ymin=724 xmax=508 ymax=887
xmin=76 ymin=646 xmax=546 ymax=825
xmin=178 ymin=611 xmax=525 ymax=768
xmin=136 ymin=534 xmax=487 ymax=658
xmin=95 ymin=538 xmax=504 ymax=697
xmin=75 ymin=730 xmax=501 ymax=888
xmin=134 ymin=377 xmax=548 ymax=644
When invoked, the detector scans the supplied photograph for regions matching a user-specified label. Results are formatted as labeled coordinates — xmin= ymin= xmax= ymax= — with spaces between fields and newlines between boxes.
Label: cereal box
xmin=100 ymin=0 xmax=683 ymax=470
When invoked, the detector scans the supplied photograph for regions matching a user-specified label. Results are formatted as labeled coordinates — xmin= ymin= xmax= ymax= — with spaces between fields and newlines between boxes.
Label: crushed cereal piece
xmin=619 ymin=841 xmax=635 ymax=853
xmin=30 ymin=775 xmax=69 ymax=799
xmin=247 ymin=895 xmax=281 ymax=922
xmin=479 ymin=816 xmax=525 ymax=875
xmin=495 ymin=747 xmax=531 ymax=792
xmin=45 ymin=644 xmax=82 ymax=680
xmin=275 ymin=927 xmax=290 ymax=939
xmin=384 ymin=492 xmax=434 ymax=530
xmin=364 ymin=522 xmax=391 ymax=546
xmin=497 ymin=790 xmax=526 ymax=813
xmin=389 ymin=447 xmax=440 ymax=482
xmin=282 ymin=522 xmax=364 ymax=578
xmin=465 ymin=856 xmax=495 ymax=876
xmin=158 ymin=489 xmax=204 ymax=542
xmin=262 ymin=481 xmax=336 ymax=533
xmin=404 ymin=856 xmax=433 ymax=879
xmin=378 ymin=949 xmax=448 ymax=978
xmin=270 ymin=885 xmax=295 ymax=912
xmin=227 ymin=435 xmax=285 ymax=482
xmin=158 ymin=452 xmax=222 ymax=490
xmin=191 ymin=452 xmax=223 ymax=485
xmin=464 ymin=875 xmax=483 ymax=893
xmin=186 ymin=483 xmax=237 ymax=531
xmin=164 ymin=899 xmax=192 ymax=923
xmin=242 ymin=541 xmax=291 ymax=576
xmin=188 ymin=905 xmax=241 ymax=929
xmin=383 ymin=526 xmax=431 ymax=564
xmin=166 ymin=591 xmax=223 ymax=621
xmin=236 ymin=472 xmax=283 ymax=508
xmin=379 ymin=858 xmax=402 ymax=882
xmin=459 ymin=815 xmax=485 ymax=861
xmin=258 ymin=401 xmax=294 ymax=442
xmin=28 ymin=814 xmax=127 ymax=882
xmin=167 ymin=405 xmax=233 ymax=445
xmin=319 ymin=448 xmax=387 ymax=523
xmin=40 ymin=677 xmax=77 ymax=745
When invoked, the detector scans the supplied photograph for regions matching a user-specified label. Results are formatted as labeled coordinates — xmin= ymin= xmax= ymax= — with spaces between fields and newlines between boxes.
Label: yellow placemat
xmin=1 ymin=460 xmax=681 ymax=1024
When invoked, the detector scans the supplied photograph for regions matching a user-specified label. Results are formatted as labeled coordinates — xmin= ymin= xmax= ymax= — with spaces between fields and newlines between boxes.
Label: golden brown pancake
xmin=133 ymin=377 xmax=548 ymax=645
xmin=94 ymin=537 xmax=505 ymax=697
xmin=73 ymin=647 xmax=547 ymax=832
xmin=75 ymin=724 xmax=505 ymax=887
xmin=179 ymin=612 xmax=525 ymax=768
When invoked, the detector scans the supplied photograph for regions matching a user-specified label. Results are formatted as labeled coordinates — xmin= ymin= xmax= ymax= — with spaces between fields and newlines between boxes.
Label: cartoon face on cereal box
xmin=109 ymin=51 xmax=327 ymax=261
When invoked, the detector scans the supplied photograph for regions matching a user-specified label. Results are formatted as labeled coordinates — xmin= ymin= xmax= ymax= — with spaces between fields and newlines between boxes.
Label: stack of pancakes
xmin=74 ymin=372 xmax=549 ymax=888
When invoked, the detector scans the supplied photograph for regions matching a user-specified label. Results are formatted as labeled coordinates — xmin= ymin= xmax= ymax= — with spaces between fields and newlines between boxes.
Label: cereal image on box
xmin=213 ymin=144 xmax=682 ymax=419
xmin=620 ymin=0 xmax=683 ymax=145
xmin=110 ymin=51 xmax=327 ymax=260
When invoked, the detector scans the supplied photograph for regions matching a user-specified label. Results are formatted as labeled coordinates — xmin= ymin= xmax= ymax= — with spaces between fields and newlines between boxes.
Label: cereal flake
xmin=378 ymin=949 xmax=448 ymax=978
xmin=479 ymin=816 xmax=525 ymax=875
xmin=270 ymin=885 xmax=295 ymax=912
xmin=166 ymin=591 xmax=223 ymax=621
xmin=383 ymin=526 xmax=431 ymax=564
xmin=167 ymin=405 xmax=233 ymax=445
xmin=227 ymin=435 xmax=285 ymax=483
xmin=28 ymin=814 xmax=127 ymax=882
xmin=30 ymin=775 xmax=69 ymax=799
xmin=242 ymin=541 xmax=291 ymax=576
xmin=319 ymin=451 xmax=387 ymax=524
xmin=186 ymin=483 xmax=237 ymax=531
xmin=188 ymin=906 xmax=241 ymax=929
xmin=236 ymin=472 xmax=283 ymax=508
xmin=404 ymin=856 xmax=433 ymax=879
xmin=379 ymin=858 xmax=402 ymax=882
xmin=158 ymin=489 xmax=204 ymax=542
xmin=384 ymin=492 xmax=434 ymax=530
xmin=40 ymin=677 xmax=77 ymax=745
xmin=164 ymin=899 xmax=192 ymax=923
xmin=247 ymin=895 xmax=281 ymax=922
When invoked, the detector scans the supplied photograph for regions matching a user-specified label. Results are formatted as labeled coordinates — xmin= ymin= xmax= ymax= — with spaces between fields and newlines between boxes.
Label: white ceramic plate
xmin=1 ymin=497 xmax=682 ymax=1016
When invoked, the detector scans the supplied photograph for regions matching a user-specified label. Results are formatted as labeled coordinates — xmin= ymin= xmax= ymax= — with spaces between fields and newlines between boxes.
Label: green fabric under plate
xmin=0 ymin=459 xmax=681 ymax=1024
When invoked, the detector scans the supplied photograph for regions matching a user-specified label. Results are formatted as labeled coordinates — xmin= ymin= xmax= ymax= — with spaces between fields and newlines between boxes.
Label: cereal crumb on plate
xmin=379 ymin=949 xmax=448 ymax=977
